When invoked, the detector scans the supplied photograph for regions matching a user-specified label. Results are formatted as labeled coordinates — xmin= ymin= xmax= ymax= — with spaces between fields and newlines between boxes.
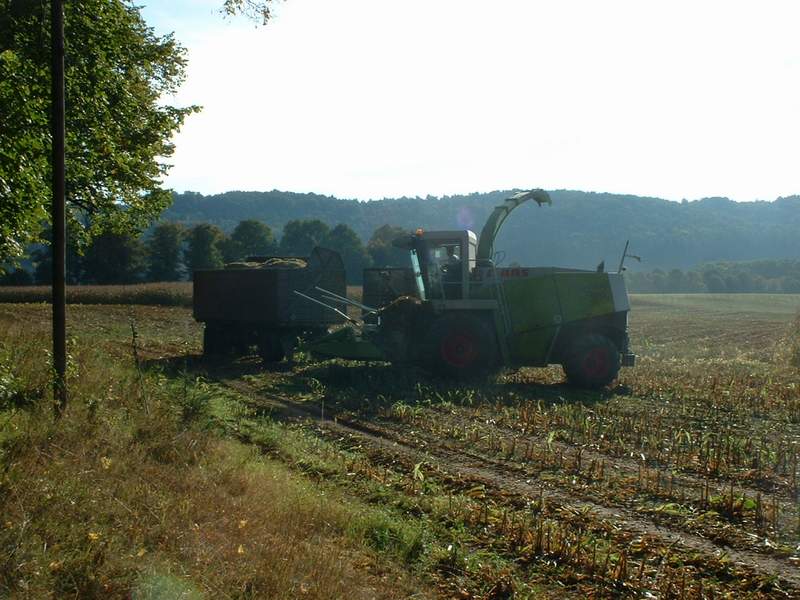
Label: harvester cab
xmin=394 ymin=229 xmax=476 ymax=301
xmin=304 ymin=189 xmax=636 ymax=389
xmin=397 ymin=189 xmax=552 ymax=305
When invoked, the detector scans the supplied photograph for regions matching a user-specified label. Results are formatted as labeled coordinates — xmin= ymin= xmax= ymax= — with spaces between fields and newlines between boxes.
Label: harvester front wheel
xmin=425 ymin=314 xmax=497 ymax=378
xmin=563 ymin=334 xmax=620 ymax=389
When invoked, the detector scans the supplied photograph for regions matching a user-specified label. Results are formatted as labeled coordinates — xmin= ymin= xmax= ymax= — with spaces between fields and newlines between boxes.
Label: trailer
xmin=193 ymin=247 xmax=346 ymax=361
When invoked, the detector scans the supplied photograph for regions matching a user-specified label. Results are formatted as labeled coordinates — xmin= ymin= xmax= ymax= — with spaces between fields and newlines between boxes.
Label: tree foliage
xmin=367 ymin=224 xmax=409 ymax=267
xmin=7 ymin=218 xmax=800 ymax=292
xmin=222 ymin=0 xmax=275 ymax=24
xmin=147 ymin=222 xmax=185 ymax=282
xmin=0 ymin=268 xmax=32 ymax=286
xmin=221 ymin=219 xmax=276 ymax=262
xmin=82 ymin=232 xmax=147 ymax=284
xmin=322 ymin=223 xmax=371 ymax=283
xmin=0 ymin=0 xmax=198 ymax=267
xmin=30 ymin=225 xmax=84 ymax=285
xmin=279 ymin=219 xmax=330 ymax=256
xmin=184 ymin=224 xmax=225 ymax=276
xmin=625 ymin=260 xmax=800 ymax=293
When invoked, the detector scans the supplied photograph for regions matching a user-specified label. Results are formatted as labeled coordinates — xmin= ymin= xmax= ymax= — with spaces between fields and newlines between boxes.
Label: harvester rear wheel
xmin=563 ymin=334 xmax=620 ymax=389
xmin=424 ymin=314 xmax=497 ymax=378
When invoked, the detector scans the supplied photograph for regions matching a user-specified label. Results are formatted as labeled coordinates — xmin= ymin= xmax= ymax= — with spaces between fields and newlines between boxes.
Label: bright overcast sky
xmin=140 ymin=0 xmax=800 ymax=202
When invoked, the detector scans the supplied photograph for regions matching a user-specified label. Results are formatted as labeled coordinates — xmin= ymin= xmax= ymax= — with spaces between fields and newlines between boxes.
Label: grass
xmin=0 ymin=306 xmax=426 ymax=599
xmin=1 ymin=294 xmax=800 ymax=598
xmin=790 ymin=311 xmax=800 ymax=368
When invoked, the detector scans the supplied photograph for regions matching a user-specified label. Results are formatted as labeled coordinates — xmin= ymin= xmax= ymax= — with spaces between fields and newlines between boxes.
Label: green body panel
xmin=468 ymin=269 xmax=616 ymax=366
xmin=552 ymin=273 xmax=615 ymax=322
xmin=503 ymin=275 xmax=561 ymax=330
xmin=507 ymin=326 xmax=558 ymax=365
xmin=502 ymin=275 xmax=561 ymax=364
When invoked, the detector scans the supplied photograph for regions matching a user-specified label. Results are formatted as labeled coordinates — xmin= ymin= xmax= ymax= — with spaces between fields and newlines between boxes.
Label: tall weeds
xmin=0 ymin=309 xmax=418 ymax=599
xmin=791 ymin=310 xmax=800 ymax=368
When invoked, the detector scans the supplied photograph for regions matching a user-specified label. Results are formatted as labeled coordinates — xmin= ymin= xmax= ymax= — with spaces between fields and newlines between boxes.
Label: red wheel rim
xmin=582 ymin=346 xmax=610 ymax=380
xmin=441 ymin=332 xmax=478 ymax=368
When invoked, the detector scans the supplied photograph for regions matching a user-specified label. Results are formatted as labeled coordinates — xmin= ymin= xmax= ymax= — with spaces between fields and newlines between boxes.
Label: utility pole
xmin=51 ymin=0 xmax=67 ymax=414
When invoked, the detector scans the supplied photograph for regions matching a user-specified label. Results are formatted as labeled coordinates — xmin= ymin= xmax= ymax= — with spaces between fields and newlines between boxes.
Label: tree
xmin=279 ymin=220 xmax=330 ymax=256
xmin=222 ymin=0 xmax=275 ymax=24
xmin=784 ymin=277 xmax=800 ymax=293
xmin=221 ymin=219 xmax=276 ymax=262
xmin=685 ymin=271 xmax=705 ymax=292
xmin=703 ymin=269 xmax=727 ymax=293
xmin=0 ymin=268 xmax=33 ymax=286
xmin=367 ymin=224 xmax=409 ymax=267
xmin=82 ymin=231 xmax=147 ymax=284
xmin=30 ymin=225 xmax=84 ymax=284
xmin=185 ymin=224 xmax=225 ymax=276
xmin=147 ymin=222 xmax=185 ymax=281
xmin=667 ymin=269 xmax=685 ymax=292
xmin=322 ymin=224 xmax=371 ymax=283
xmin=650 ymin=269 xmax=667 ymax=293
xmin=0 ymin=0 xmax=198 ymax=268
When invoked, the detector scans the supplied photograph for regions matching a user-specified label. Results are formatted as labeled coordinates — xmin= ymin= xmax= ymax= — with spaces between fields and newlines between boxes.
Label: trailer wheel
xmin=425 ymin=314 xmax=497 ymax=378
xmin=203 ymin=323 xmax=233 ymax=356
xmin=563 ymin=334 xmax=620 ymax=389
xmin=258 ymin=331 xmax=285 ymax=363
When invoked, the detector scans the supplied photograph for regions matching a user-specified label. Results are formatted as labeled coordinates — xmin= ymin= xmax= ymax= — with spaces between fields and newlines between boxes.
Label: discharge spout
xmin=476 ymin=189 xmax=551 ymax=264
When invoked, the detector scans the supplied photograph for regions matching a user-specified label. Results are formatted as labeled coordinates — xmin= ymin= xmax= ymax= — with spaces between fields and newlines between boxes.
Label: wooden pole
xmin=51 ymin=0 xmax=67 ymax=414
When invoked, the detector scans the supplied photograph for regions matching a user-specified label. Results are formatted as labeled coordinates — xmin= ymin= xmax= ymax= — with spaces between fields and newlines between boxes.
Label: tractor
xmin=303 ymin=189 xmax=635 ymax=388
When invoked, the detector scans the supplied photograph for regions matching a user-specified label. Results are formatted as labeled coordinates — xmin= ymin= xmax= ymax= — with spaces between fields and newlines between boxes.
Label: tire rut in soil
xmin=382 ymin=405 xmax=800 ymax=540
xmin=336 ymin=415 xmax=800 ymax=590
xmin=219 ymin=376 xmax=800 ymax=591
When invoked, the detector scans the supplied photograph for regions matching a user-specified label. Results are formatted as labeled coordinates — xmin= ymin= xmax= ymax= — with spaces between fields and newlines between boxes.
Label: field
xmin=1 ymin=293 xmax=799 ymax=598
xmin=0 ymin=282 xmax=193 ymax=306
xmin=0 ymin=284 xmax=364 ymax=307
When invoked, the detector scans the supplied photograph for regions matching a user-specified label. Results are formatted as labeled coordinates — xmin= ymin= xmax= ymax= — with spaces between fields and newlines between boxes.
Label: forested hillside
xmin=163 ymin=190 xmax=800 ymax=271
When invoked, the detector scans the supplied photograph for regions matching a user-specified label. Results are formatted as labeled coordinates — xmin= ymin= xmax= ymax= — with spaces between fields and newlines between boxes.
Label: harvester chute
xmin=476 ymin=189 xmax=551 ymax=264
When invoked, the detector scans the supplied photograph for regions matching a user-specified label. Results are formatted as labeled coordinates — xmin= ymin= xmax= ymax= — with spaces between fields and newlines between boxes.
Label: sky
xmin=140 ymin=0 xmax=800 ymax=202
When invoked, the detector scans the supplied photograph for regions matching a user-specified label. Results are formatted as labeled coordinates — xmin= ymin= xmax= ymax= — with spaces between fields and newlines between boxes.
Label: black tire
xmin=258 ymin=330 xmax=285 ymax=363
xmin=423 ymin=314 xmax=498 ymax=378
xmin=563 ymin=334 xmax=620 ymax=389
xmin=203 ymin=323 xmax=233 ymax=356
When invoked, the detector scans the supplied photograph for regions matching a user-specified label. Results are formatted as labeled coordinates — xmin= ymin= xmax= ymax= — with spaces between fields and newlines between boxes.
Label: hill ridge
xmin=162 ymin=189 xmax=800 ymax=270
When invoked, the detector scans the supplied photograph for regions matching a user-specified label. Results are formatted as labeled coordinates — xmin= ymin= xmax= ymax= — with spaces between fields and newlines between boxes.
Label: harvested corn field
xmin=1 ymin=294 xmax=799 ymax=597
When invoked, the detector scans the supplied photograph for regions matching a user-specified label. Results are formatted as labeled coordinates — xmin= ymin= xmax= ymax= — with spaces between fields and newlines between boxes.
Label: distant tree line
xmin=625 ymin=260 xmax=800 ymax=293
xmin=5 ymin=216 xmax=798 ymax=294
xmin=0 ymin=220 xmax=412 ymax=286
xmin=162 ymin=190 xmax=800 ymax=272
